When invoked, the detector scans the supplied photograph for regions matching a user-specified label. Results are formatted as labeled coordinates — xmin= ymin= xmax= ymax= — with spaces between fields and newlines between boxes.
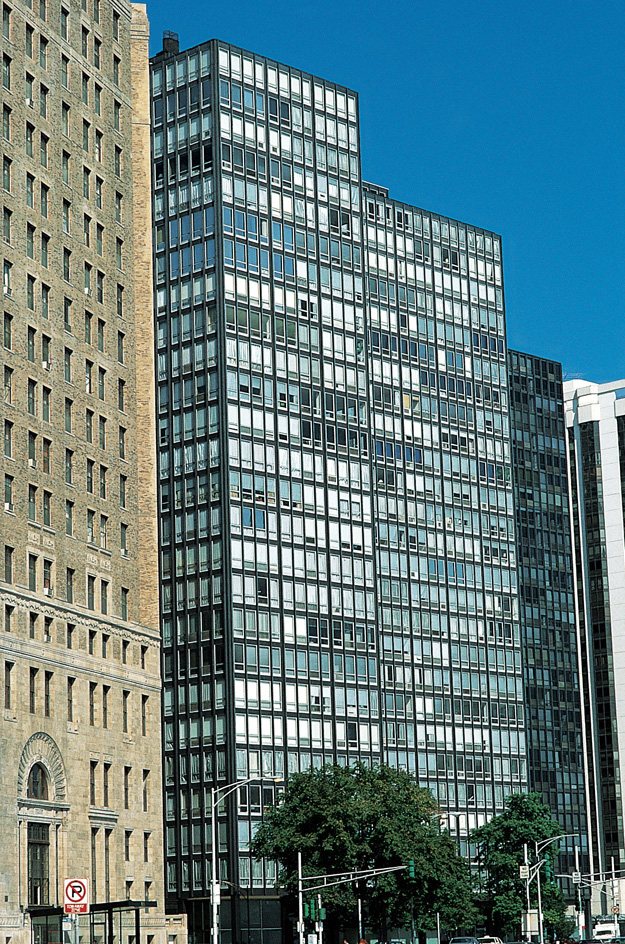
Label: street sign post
xmin=520 ymin=865 xmax=530 ymax=880
xmin=572 ymin=872 xmax=581 ymax=884
xmin=63 ymin=879 xmax=89 ymax=914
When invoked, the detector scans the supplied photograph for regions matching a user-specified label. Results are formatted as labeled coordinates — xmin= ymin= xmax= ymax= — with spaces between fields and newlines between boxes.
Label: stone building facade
xmin=0 ymin=2 xmax=179 ymax=944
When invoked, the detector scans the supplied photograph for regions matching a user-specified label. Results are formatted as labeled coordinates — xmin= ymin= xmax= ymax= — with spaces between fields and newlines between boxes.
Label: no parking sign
xmin=64 ymin=879 xmax=89 ymax=914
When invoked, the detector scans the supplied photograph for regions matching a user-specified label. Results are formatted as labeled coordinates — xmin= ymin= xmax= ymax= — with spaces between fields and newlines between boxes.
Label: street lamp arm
xmin=536 ymin=832 xmax=579 ymax=856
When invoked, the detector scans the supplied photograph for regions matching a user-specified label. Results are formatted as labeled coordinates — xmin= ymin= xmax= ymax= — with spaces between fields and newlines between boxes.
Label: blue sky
xmin=147 ymin=0 xmax=625 ymax=383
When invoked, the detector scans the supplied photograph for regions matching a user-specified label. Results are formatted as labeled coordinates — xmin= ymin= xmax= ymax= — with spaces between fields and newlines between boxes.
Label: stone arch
xmin=17 ymin=732 xmax=67 ymax=801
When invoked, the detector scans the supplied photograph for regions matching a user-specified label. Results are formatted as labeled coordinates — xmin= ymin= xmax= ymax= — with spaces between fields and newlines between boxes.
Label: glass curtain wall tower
xmin=149 ymin=33 xmax=581 ymax=944
xmin=509 ymin=353 xmax=588 ymax=892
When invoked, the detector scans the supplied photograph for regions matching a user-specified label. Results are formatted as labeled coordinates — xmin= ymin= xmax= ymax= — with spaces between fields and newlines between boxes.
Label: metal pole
xmin=317 ymin=893 xmax=323 ymax=944
xmin=298 ymin=851 xmax=305 ymax=944
xmin=436 ymin=911 xmax=441 ymax=944
xmin=212 ymin=787 xmax=219 ymax=944
xmin=524 ymin=843 xmax=531 ymax=940
xmin=613 ymin=857 xmax=618 ymax=934
xmin=358 ymin=897 xmax=362 ymax=941
xmin=575 ymin=846 xmax=582 ymax=940
xmin=535 ymin=843 xmax=544 ymax=944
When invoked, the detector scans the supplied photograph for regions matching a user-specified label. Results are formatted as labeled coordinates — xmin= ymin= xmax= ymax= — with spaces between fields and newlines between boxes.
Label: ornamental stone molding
xmin=17 ymin=732 xmax=67 ymax=801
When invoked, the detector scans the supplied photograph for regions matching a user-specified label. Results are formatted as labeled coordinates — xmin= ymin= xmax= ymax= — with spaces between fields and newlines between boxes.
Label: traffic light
xmin=408 ymin=860 xmax=416 ymax=879
xmin=303 ymin=903 xmax=310 ymax=920
xmin=319 ymin=907 xmax=326 ymax=921
xmin=544 ymin=860 xmax=553 ymax=881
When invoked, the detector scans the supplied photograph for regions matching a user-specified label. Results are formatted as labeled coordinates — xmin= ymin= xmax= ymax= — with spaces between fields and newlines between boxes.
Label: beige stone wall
xmin=129 ymin=4 xmax=158 ymax=634
xmin=0 ymin=0 xmax=178 ymax=941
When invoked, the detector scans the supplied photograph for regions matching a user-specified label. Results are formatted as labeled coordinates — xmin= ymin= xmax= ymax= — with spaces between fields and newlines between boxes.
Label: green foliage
xmin=471 ymin=792 xmax=570 ymax=937
xmin=252 ymin=763 xmax=476 ymax=936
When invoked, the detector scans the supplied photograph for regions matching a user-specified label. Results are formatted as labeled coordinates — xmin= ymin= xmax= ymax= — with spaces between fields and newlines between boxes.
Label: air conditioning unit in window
xmin=84 ymin=287 xmax=92 ymax=296
xmin=4 ymin=501 xmax=13 ymax=512
xmin=44 ymin=587 xmax=52 ymax=597
xmin=26 ymin=98 xmax=34 ymax=108
xmin=43 ymin=360 xmax=51 ymax=370
xmin=121 ymin=549 xmax=129 ymax=558
xmin=28 ymin=458 xmax=37 ymax=469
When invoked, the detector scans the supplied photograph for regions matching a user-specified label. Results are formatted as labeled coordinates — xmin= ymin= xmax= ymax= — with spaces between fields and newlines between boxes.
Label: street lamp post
xmin=535 ymin=834 xmax=579 ymax=944
xmin=211 ymin=776 xmax=280 ymax=944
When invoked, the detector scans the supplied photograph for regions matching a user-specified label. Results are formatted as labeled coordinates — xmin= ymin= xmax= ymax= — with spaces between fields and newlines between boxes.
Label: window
xmin=141 ymin=694 xmax=148 ymax=735
xmin=4 ymin=661 xmax=13 ymax=708
xmin=93 ymin=37 xmax=101 ymax=69
xmin=26 ymin=122 xmax=34 ymax=157
xmin=122 ymin=690 xmax=129 ymax=732
xmin=28 ymin=553 xmax=37 ymax=590
xmin=65 ymin=501 xmax=73 ymax=536
xmin=65 ymin=449 xmax=73 ymax=484
xmin=61 ymin=102 xmax=70 ymax=136
xmin=63 ymin=247 xmax=71 ymax=281
xmin=142 ymin=770 xmax=149 ymax=812
xmin=4 ymin=545 xmax=13 ymax=582
xmin=60 ymin=7 xmax=68 ymax=39
xmin=40 ymin=133 xmax=48 ymax=167
xmin=29 ymin=667 xmax=38 ymax=713
xmin=81 ymin=26 xmax=88 ymax=58
xmin=100 ymin=580 xmax=108 ymax=613
xmin=119 ymin=426 xmax=126 ymax=459
xmin=90 ymin=758 xmax=97 ymax=800
xmin=87 ymin=574 xmax=95 ymax=610
xmin=64 ymin=297 xmax=72 ymax=330
xmin=4 ymin=418 xmax=12 ymax=457
xmin=39 ymin=37 xmax=47 ymax=69
xmin=3 ymin=155 xmax=11 ymax=191
xmin=4 ymin=474 xmax=13 ymax=512
xmin=64 ymin=398 xmax=72 ymax=432
xmin=121 ymin=587 xmax=128 ymax=620
xmin=61 ymin=54 xmax=69 ymax=87
xmin=99 ymin=416 xmax=106 ymax=449
xmin=112 ymin=10 xmax=119 ymax=40
xmin=28 ymin=763 xmax=48 ymax=799
xmin=86 ymin=409 xmax=94 ymax=442
xmin=115 ymin=191 xmax=122 ymax=222
xmin=40 ymin=184 xmax=48 ymax=217
xmin=2 ymin=207 xmax=10 ymax=244
xmin=2 ymin=104 xmax=11 ymax=142
xmin=62 ymin=150 xmax=70 ymax=183
xmin=28 ymin=823 xmax=49 ymax=904
xmin=94 ymin=84 xmax=101 ymax=114
xmin=2 ymin=4 xmax=10 ymax=40
xmin=4 ymin=366 xmax=12 ymax=404
xmin=103 ymin=763 xmax=110 ymax=806
xmin=3 ymin=260 xmax=12 ymax=295
xmin=114 ymin=146 xmax=121 ymax=177
xmin=66 ymin=567 xmax=74 ymax=601
xmin=67 ymin=677 xmax=74 ymax=720
xmin=102 ymin=684 xmax=109 ymax=727
xmin=28 ymin=487 xmax=37 ymax=522
xmin=113 ymin=55 xmax=120 ymax=86
xmin=123 ymin=766 xmax=130 ymax=808
xmin=114 ymin=101 xmax=121 ymax=132
xmin=44 ymin=670 xmax=51 ymax=716
xmin=2 ymin=54 xmax=11 ymax=91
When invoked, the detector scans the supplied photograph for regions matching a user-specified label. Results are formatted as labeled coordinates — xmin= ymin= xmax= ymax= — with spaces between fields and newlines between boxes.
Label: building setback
xmin=0 ymin=3 xmax=183 ymax=944
xmin=509 ymin=352 xmax=589 ymax=894
xmin=149 ymin=35 xmax=589 ymax=944
xmin=566 ymin=378 xmax=625 ymax=909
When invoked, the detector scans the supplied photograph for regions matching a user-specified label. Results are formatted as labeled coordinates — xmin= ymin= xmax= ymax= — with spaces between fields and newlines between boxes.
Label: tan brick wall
xmin=129 ymin=4 xmax=158 ymax=634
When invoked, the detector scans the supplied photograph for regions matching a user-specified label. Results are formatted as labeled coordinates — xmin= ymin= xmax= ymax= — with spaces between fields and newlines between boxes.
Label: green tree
xmin=252 ymin=763 xmax=477 ymax=938
xmin=471 ymin=792 xmax=571 ymax=938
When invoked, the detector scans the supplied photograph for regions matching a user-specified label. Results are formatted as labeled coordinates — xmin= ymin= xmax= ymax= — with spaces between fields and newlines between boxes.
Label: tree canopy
xmin=252 ymin=762 xmax=476 ymax=937
xmin=471 ymin=792 xmax=574 ymax=938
